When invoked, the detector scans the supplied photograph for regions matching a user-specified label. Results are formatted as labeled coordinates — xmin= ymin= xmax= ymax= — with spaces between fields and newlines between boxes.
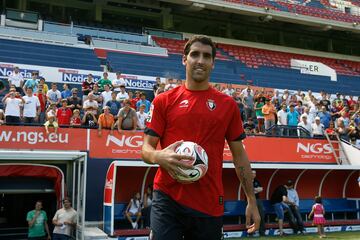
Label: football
xmin=174 ymin=141 xmax=208 ymax=182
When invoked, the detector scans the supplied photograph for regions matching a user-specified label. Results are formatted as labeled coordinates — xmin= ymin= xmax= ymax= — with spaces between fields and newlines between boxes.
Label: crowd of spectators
xmin=216 ymin=84 xmax=360 ymax=146
xmin=1 ymin=67 xmax=360 ymax=146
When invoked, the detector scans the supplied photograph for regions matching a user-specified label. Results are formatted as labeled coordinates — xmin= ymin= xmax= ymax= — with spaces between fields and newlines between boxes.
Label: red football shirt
xmin=56 ymin=108 xmax=72 ymax=125
xmin=147 ymin=85 xmax=245 ymax=216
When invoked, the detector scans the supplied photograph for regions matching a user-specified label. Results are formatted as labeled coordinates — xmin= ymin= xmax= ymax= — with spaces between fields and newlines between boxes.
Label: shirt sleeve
xmin=26 ymin=211 xmax=32 ymax=221
xmin=145 ymin=95 xmax=166 ymax=137
xmin=225 ymin=99 xmax=245 ymax=142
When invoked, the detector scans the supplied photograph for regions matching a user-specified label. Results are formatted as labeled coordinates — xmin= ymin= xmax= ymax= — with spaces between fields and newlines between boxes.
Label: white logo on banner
xmin=291 ymin=59 xmax=337 ymax=81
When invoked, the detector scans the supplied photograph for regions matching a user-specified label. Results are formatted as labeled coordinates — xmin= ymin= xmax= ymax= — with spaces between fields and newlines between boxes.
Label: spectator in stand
xmin=82 ymin=108 xmax=98 ymax=128
xmin=333 ymin=93 xmax=344 ymax=111
xmin=298 ymin=114 xmax=312 ymax=137
xmin=127 ymin=91 xmax=136 ymax=109
xmin=295 ymin=101 xmax=304 ymax=115
xmin=271 ymin=90 xmax=282 ymax=105
xmin=39 ymin=77 xmax=49 ymax=95
xmin=243 ymin=88 xmax=254 ymax=122
xmin=319 ymin=92 xmax=331 ymax=110
xmin=45 ymin=103 xmax=57 ymax=121
xmin=273 ymin=98 xmax=281 ymax=112
xmin=47 ymin=83 xmax=62 ymax=106
xmin=352 ymin=106 xmax=360 ymax=126
xmin=112 ymin=72 xmax=126 ymax=93
xmin=303 ymin=107 xmax=314 ymax=125
xmin=337 ymin=111 xmax=349 ymax=128
xmin=254 ymin=97 xmax=265 ymax=134
xmin=348 ymin=96 xmax=357 ymax=113
xmin=57 ymin=99 xmax=72 ymax=126
xmin=240 ymin=84 xmax=254 ymax=96
xmin=117 ymin=99 xmax=137 ymax=133
xmin=304 ymin=90 xmax=313 ymax=106
xmin=222 ymin=83 xmax=235 ymax=96
xmin=0 ymin=109 xmax=5 ymax=125
xmin=61 ymin=83 xmax=72 ymax=99
xmin=98 ymin=106 xmax=115 ymax=136
xmin=83 ymin=93 xmax=99 ymax=116
xmin=136 ymin=92 xmax=151 ymax=113
xmin=252 ymin=170 xmax=265 ymax=236
xmin=91 ymin=84 xmax=103 ymax=105
xmin=34 ymin=85 xmax=47 ymax=123
xmin=70 ymin=109 xmax=82 ymax=127
xmin=106 ymin=92 xmax=121 ymax=119
xmin=312 ymin=117 xmax=325 ymax=138
xmin=281 ymin=89 xmax=290 ymax=105
xmin=116 ymin=85 xmax=129 ymax=103
xmin=22 ymin=88 xmax=40 ymax=124
xmin=153 ymin=77 xmax=161 ymax=96
xmin=0 ymin=78 xmax=6 ymax=94
xmin=23 ymin=71 xmax=38 ymax=93
xmin=289 ymin=94 xmax=298 ymax=106
xmin=164 ymin=78 xmax=177 ymax=91
xmin=67 ymin=88 xmax=82 ymax=112
xmin=44 ymin=111 xmax=58 ymax=135
xmin=2 ymin=90 xmax=24 ymax=124
xmin=330 ymin=101 xmax=341 ymax=123
xmin=348 ymin=120 xmax=359 ymax=145
xmin=295 ymin=90 xmax=302 ymax=101
xmin=277 ymin=104 xmax=288 ymax=136
xmin=336 ymin=118 xmax=349 ymax=141
xmin=155 ymin=82 xmax=166 ymax=96
xmin=8 ymin=66 xmax=24 ymax=94
xmin=101 ymin=84 xmax=112 ymax=107
xmin=176 ymin=79 xmax=183 ymax=86
xmin=136 ymin=104 xmax=148 ymax=130
xmin=97 ymin=72 xmax=112 ymax=92
xmin=325 ymin=121 xmax=336 ymax=137
xmin=285 ymin=180 xmax=304 ymax=234
xmin=262 ymin=98 xmax=276 ymax=134
xmin=82 ymin=74 xmax=95 ymax=100
xmin=270 ymin=184 xmax=298 ymax=236
xmin=287 ymin=104 xmax=299 ymax=136
xmin=317 ymin=106 xmax=331 ymax=129
xmin=232 ymin=91 xmax=244 ymax=120
xmin=243 ymin=117 xmax=256 ymax=135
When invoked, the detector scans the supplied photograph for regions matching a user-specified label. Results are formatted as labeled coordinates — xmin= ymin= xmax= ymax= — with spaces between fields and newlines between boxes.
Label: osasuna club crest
xmin=206 ymin=99 xmax=216 ymax=111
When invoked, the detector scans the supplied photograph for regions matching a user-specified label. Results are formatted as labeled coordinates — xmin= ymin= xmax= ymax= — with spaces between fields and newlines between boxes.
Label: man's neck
xmin=185 ymin=80 xmax=209 ymax=91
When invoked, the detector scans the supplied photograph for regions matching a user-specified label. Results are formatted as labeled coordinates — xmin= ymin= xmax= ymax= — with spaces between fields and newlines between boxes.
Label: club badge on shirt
xmin=206 ymin=99 xmax=216 ymax=111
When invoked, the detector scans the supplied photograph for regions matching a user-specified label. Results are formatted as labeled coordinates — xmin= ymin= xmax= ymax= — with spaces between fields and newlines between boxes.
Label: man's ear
xmin=182 ymin=55 xmax=186 ymax=66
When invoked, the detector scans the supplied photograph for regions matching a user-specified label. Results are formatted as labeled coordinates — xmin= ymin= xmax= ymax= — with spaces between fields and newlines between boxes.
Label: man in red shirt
xmin=142 ymin=35 xmax=260 ymax=240
xmin=56 ymin=99 xmax=72 ymax=125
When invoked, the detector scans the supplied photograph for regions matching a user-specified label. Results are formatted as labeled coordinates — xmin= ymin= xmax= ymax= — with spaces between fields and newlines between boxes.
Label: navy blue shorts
xmin=150 ymin=190 xmax=223 ymax=240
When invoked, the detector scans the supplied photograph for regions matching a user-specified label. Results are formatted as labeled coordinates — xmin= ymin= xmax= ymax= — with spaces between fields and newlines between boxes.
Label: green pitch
xmin=229 ymin=231 xmax=360 ymax=239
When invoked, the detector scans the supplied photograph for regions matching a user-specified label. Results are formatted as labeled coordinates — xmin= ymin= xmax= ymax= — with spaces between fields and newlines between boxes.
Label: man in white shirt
xmin=312 ymin=116 xmax=324 ymax=138
xmin=277 ymin=104 xmax=288 ymax=136
xmin=101 ymin=84 xmax=112 ymax=107
xmin=22 ymin=88 xmax=40 ymax=124
xmin=116 ymin=85 xmax=129 ymax=102
xmin=2 ymin=90 xmax=25 ymax=124
xmin=112 ymin=72 xmax=126 ymax=93
xmin=136 ymin=104 xmax=149 ymax=130
xmin=8 ymin=66 xmax=24 ymax=93
xmin=222 ymin=83 xmax=235 ymax=96
xmin=83 ymin=93 xmax=99 ymax=116
xmin=47 ymin=83 xmax=62 ymax=106
xmin=298 ymin=114 xmax=312 ymax=137
xmin=52 ymin=197 xmax=77 ymax=240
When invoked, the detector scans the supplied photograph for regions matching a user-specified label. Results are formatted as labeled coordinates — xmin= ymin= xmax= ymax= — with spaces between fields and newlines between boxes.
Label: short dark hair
xmin=315 ymin=195 xmax=322 ymax=204
xmin=63 ymin=197 xmax=71 ymax=203
xmin=183 ymin=35 xmax=216 ymax=60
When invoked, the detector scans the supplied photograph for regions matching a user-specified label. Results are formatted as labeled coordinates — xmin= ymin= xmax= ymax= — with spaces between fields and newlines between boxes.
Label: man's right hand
xmin=153 ymin=141 xmax=194 ymax=179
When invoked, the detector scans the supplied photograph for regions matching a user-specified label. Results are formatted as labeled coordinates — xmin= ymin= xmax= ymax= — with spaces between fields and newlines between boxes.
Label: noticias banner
xmin=0 ymin=62 xmax=158 ymax=91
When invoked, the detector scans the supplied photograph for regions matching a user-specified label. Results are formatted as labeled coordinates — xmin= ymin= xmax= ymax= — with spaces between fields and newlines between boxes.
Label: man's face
xmin=52 ymin=85 xmax=57 ymax=90
xmin=26 ymin=89 xmax=32 ymax=95
xmin=14 ymin=68 xmax=19 ymax=73
xmin=63 ymin=199 xmax=71 ymax=209
xmin=183 ymin=42 xmax=214 ymax=83
xmin=35 ymin=202 xmax=42 ymax=211
xmin=88 ymin=75 xmax=93 ymax=81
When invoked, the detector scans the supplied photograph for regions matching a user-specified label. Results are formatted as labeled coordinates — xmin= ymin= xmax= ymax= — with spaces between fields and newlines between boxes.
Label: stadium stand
xmin=0 ymin=38 xmax=102 ymax=71
xmin=222 ymin=0 xmax=360 ymax=23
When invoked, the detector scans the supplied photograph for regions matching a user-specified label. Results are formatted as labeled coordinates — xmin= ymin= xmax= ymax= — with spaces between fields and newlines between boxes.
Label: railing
xmin=264 ymin=125 xmax=315 ymax=138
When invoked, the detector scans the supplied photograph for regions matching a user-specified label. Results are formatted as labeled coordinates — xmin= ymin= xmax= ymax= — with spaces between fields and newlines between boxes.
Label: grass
xmin=230 ymin=231 xmax=360 ymax=240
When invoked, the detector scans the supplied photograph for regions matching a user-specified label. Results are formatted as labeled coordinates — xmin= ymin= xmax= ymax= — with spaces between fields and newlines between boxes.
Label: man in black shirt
xmin=252 ymin=170 xmax=265 ymax=236
xmin=270 ymin=184 xmax=298 ymax=236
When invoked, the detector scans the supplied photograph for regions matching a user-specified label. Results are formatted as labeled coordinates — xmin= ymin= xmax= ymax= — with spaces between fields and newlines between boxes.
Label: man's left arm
xmin=229 ymin=140 xmax=260 ymax=233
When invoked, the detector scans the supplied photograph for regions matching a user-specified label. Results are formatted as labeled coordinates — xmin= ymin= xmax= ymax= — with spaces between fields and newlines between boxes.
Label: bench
xmin=114 ymin=203 xmax=127 ymax=220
